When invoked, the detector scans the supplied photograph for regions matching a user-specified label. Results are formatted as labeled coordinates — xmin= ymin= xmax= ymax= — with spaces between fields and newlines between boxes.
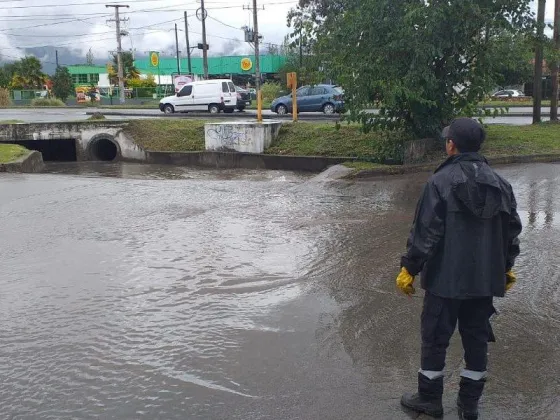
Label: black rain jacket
xmin=401 ymin=153 xmax=522 ymax=299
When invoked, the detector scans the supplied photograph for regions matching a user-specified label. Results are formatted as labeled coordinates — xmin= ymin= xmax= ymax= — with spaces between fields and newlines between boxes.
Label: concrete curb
xmin=347 ymin=154 xmax=560 ymax=179
xmin=0 ymin=150 xmax=44 ymax=173
xmin=85 ymin=110 xmax=343 ymax=122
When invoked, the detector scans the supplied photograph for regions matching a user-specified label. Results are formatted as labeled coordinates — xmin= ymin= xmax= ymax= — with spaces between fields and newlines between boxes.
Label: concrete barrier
xmin=146 ymin=150 xmax=356 ymax=172
xmin=0 ymin=150 xmax=44 ymax=173
xmin=204 ymin=121 xmax=283 ymax=153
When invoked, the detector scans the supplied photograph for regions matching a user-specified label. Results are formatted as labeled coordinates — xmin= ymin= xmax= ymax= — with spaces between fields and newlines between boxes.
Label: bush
xmin=0 ymin=88 xmax=12 ymax=107
xmin=261 ymin=82 xmax=282 ymax=103
xmin=88 ymin=112 xmax=106 ymax=121
xmin=30 ymin=98 xmax=66 ymax=107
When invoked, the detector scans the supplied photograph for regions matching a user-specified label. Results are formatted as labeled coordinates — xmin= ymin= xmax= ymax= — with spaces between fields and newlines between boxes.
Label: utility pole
xmin=299 ymin=28 xmax=303 ymax=67
xmin=533 ymin=0 xmax=546 ymax=124
xmin=551 ymin=0 xmax=560 ymax=122
xmin=55 ymin=50 xmax=59 ymax=68
xmin=184 ymin=11 xmax=192 ymax=75
xmin=253 ymin=0 xmax=262 ymax=122
xmin=199 ymin=0 xmax=209 ymax=79
xmin=175 ymin=23 xmax=181 ymax=75
xmin=106 ymin=4 xmax=129 ymax=105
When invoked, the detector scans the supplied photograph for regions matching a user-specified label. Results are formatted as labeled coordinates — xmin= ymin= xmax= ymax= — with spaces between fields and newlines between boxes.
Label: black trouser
xmin=421 ymin=292 xmax=493 ymax=376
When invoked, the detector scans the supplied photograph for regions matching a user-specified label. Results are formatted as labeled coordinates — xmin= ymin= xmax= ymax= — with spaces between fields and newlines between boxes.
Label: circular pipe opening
xmin=90 ymin=138 xmax=118 ymax=161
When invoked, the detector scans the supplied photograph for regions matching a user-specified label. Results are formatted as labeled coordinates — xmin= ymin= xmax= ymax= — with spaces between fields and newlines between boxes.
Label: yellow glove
xmin=506 ymin=270 xmax=517 ymax=291
xmin=396 ymin=267 xmax=416 ymax=295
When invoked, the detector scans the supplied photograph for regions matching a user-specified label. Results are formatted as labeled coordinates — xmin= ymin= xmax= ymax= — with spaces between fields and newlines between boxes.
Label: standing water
xmin=1 ymin=162 xmax=559 ymax=419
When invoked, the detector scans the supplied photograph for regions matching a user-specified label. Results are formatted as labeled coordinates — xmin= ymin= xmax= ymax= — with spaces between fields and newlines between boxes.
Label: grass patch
xmin=483 ymin=123 xmax=560 ymax=157
xmin=0 ymin=144 xmax=29 ymax=163
xmin=88 ymin=113 xmax=106 ymax=121
xmin=0 ymin=119 xmax=24 ymax=124
xmin=266 ymin=122 xmax=408 ymax=162
xmin=480 ymin=100 xmax=550 ymax=108
xmin=123 ymin=119 xmax=207 ymax=152
xmin=120 ymin=119 xmax=560 ymax=165
xmin=31 ymin=98 xmax=66 ymax=107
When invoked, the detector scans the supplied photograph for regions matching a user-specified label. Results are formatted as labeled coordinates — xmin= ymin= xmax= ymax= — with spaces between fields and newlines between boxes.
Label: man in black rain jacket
xmin=396 ymin=118 xmax=522 ymax=419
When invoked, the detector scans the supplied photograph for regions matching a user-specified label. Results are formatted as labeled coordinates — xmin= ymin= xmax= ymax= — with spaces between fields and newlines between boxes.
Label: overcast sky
xmin=0 ymin=0 xmax=298 ymax=64
xmin=0 ymin=0 xmax=557 ymax=65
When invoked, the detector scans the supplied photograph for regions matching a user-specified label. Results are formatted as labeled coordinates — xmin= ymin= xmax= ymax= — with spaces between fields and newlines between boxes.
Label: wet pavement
xmin=0 ymin=107 xmax=550 ymax=125
xmin=1 ymin=162 xmax=559 ymax=420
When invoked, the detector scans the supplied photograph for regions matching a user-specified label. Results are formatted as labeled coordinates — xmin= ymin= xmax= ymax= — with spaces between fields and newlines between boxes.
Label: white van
xmin=159 ymin=79 xmax=238 ymax=114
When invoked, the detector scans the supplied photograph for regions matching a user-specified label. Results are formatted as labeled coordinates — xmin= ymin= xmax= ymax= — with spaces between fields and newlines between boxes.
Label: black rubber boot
xmin=400 ymin=373 xmax=444 ymax=418
xmin=457 ymin=377 xmax=486 ymax=420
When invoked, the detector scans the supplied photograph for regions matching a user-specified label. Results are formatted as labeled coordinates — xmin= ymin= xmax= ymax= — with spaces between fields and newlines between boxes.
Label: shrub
xmin=30 ymin=98 xmax=66 ymax=107
xmin=88 ymin=112 xmax=106 ymax=120
xmin=261 ymin=82 xmax=282 ymax=103
xmin=0 ymin=88 xmax=12 ymax=107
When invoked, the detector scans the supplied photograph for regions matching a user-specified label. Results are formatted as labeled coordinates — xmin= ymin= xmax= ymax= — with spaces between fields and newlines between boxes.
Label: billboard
xmin=173 ymin=75 xmax=194 ymax=92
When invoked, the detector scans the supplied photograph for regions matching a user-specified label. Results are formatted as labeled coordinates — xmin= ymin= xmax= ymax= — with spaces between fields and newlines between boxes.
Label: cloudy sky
xmin=0 ymin=0 xmax=298 ymax=63
xmin=0 ymin=0 xmax=558 ymax=65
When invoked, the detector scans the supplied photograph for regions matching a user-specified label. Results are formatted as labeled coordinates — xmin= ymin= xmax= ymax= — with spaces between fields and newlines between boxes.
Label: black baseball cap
xmin=442 ymin=118 xmax=486 ymax=152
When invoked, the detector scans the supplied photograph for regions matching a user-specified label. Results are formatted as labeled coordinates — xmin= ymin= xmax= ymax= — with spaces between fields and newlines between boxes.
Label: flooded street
xmin=1 ymin=163 xmax=559 ymax=420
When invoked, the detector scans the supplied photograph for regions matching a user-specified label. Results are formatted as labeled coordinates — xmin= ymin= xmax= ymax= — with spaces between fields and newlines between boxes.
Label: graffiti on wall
xmin=207 ymin=125 xmax=251 ymax=148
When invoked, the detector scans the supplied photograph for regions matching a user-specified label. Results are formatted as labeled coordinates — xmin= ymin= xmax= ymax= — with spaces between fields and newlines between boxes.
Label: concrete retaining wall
xmin=0 ymin=150 xmax=44 ymax=173
xmin=146 ymin=151 xmax=355 ymax=172
xmin=0 ymin=122 xmax=147 ymax=162
xmin=205 ymin=121 xmax=283 ymax=153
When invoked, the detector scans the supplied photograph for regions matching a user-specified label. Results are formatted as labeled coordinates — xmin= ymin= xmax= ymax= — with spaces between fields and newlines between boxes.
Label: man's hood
xmin=437 ymin=153 xmax=503 ymax=219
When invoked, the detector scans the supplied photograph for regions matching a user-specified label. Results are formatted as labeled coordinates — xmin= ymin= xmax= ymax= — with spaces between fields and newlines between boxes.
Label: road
xmin=0 ymin=107 xmax=553 ymax=125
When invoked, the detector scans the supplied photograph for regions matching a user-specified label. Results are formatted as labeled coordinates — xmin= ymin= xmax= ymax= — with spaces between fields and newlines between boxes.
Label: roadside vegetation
xmin=0 ymin=88 xmax=11 ymax=107
xmin=30 ymin=98 xmax=66 ymax=107
xmin=123 ymin=119 xmax=206 ymax=152
xmin=0 ymin=144 xmax=28 ymax=163
xmin=122 ymin=119 xmax=560 ymax=165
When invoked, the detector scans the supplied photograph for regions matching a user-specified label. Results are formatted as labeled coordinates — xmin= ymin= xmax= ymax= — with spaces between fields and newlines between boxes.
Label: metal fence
xmin=10 ymin=86 xmax=176 ymax=103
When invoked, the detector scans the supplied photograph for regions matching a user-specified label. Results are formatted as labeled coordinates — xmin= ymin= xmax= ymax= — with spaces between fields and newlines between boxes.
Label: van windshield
xmin=228 ymin=82 xmax=236 ymax=93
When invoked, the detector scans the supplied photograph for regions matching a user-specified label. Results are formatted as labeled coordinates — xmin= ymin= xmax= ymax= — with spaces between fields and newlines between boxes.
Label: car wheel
xmin=276 ymin=104 xmax=288 ymax=115
xmin=163 ymin=104 xmax=174 ymax=114
xmin=323 ymin=103 xmax=335 ymax=115
xmin=209 ymin=104 xmax=220 ymax=114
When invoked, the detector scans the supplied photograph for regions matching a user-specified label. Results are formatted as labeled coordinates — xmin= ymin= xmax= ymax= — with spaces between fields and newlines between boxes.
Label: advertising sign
xmin=173 ymin=75 xmax=194 ymax=92
xmin=75 ymin=86 xmax=100 ymax=103
xmin=241 ymin=58 xmax=253 ymax=71
xmin=150 ymin=51 xmax=160 ymax=68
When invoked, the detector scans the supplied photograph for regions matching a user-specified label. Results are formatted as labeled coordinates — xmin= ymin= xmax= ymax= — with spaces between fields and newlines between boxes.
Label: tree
xmin=52 ymin=66 xmax=74 ymax=102
xmin=111 ymin=51 xmax=140 ymax=80
xmin=86 ymin=48 xmax=94 ymax=66
xmin=289 ymin=0 xmax=534 ymax=138
xmin=489 ymin=32 xmax=534 ymax=88
xmin=8 ymin=56 xmax=47 ymax=89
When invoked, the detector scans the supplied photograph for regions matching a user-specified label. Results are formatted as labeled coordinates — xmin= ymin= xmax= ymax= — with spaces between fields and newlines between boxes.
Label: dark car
xmin=235 ymin=86 xmax=252 ymax=111
xmin=270 ymin=84 xmax=344 ymax=115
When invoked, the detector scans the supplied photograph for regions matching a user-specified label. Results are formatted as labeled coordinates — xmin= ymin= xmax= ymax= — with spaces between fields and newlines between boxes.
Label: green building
xmin=66 ymin=55 xmax=287 ymax=89
xmin=134 ymin=54 xmax=286 ymax=78
xmin=67 ymin=65 xmax=107 ymax=87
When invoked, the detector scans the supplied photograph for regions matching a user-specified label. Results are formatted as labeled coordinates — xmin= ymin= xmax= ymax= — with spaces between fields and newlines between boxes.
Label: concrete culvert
xmin=90 ymin=138 xmax=118 ymax=161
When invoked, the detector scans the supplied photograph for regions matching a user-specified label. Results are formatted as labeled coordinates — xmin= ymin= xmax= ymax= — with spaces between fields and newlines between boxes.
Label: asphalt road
xmin=0 ymin=107 xmax=552 ymax=125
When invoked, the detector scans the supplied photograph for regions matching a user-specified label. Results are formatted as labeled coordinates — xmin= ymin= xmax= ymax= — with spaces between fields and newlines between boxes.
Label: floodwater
xmin=1 ymin=162 xmax=559 ymax=420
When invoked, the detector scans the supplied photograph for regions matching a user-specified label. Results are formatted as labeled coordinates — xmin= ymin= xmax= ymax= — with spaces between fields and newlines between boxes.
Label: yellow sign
xmin=287 ymin=72 xmax=297 ymax=89
xmin=241 ymin=58 xmax=253 ymax=71
xmin=150 ymin=51 xmax=159 ymax=68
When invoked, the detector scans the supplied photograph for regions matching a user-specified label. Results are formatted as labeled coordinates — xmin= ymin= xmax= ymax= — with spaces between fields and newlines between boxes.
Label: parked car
xmin=159 ymin=79 xmax=238 ymax=114
xmin=235 ymin=86 xmax=252 ymax=111
xmin=270 ymin=85 xmax=344 ymax=115
xmin=491 ymin=89 xmax=525 ymax=99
